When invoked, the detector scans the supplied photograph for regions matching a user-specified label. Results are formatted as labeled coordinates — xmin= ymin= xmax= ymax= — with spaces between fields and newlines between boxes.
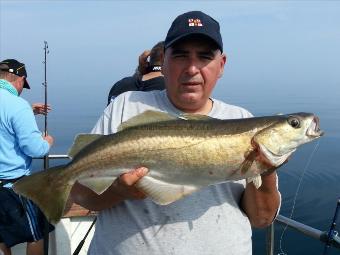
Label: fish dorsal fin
xmin=180 ymin=113 xmax=215 ymax=121
xmin=68 ymin=134 xmax=103 ymax=159
xmin=118 ymin=110 xmax=179 ymax=131
xmin=135 ymin=176 xmax=200 ymax=205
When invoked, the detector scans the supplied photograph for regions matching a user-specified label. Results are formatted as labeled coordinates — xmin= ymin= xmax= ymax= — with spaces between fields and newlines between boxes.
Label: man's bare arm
xmin=241 ymin=171 xmax=281 ymax=228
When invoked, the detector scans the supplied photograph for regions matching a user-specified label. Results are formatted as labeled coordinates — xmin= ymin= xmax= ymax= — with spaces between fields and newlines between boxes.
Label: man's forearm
xmin=241 ymin=172 xmax=281 ymax=228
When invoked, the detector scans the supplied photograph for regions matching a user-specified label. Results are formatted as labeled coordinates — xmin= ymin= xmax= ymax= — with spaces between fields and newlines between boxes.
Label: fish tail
xmin=13 ymin=164 xmax=73 ymax=224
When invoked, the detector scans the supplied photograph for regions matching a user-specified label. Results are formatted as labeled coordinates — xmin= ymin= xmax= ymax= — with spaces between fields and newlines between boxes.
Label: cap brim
xmin=165 ymin=32 xmax=223 ymax=52
xmin=23 ymin=79 xmax=30 ymax=89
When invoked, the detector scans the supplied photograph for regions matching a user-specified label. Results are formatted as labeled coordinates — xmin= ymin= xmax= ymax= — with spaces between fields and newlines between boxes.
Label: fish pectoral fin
xmin=240 ymin=148 xmax=257 ymax=174
xmin=240 ymin=158 xmax=254 ymax=175
xmin=135 ymin=176 xmax=200 ymax=205
xmin=78 ymin=177 xmax=116 ymax=195
xmin=68 ymin=134 xmax=103 ymax=158
xmin=118 ymin=110 xmax=178 ymax=131
xmin=246 ymin=175 xmax=262 ymax=189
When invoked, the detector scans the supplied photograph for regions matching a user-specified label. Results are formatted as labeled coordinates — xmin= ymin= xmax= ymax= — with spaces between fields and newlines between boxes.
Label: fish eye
xmin=288 ymin=117 xmax=300 ymax=128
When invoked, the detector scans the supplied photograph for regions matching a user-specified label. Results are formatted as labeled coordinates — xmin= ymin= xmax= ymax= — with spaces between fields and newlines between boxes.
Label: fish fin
xmin=246 ymin=175 xmax=262 ymax=189
xmin=68 ymin=134 xmax=103 ymax=158
xmin=240 ymin=148 xmax=257 ymax=174
xmin=13 ymin=165 xmax=72 ymax=224
xmin=135 ymin=176 xmax=199 ymax=205
xmin=118 ymin=110 xmax=178 ymax=131
xmin=78 ymin=177 xmax=116 ymax=195
xmin=180 ymin=113 xmax=215 ymax=120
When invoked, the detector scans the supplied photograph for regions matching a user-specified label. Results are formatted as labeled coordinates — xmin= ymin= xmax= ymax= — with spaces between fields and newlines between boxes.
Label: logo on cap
xmin=188 ymin=18 xmax=203 ymax=27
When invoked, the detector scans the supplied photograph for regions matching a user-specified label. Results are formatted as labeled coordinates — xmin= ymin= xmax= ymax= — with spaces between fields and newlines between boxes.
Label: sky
xmin=1 ymin=0 xmax=340 ymax=151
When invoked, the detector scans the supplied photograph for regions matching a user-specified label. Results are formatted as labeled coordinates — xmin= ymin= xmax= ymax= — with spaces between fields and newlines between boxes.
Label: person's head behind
xmin=0 ymin=59 xmax=30 ymax=95
xmin=149 ymin=41 xmax=164 ymax=67
xmin=162 ymin=11 xmax=226 ymax=114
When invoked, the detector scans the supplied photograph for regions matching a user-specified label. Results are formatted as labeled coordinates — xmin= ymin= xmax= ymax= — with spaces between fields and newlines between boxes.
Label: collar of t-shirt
xmin=0 ymin=79 xmax=18 ymax=96
xmin=160 ymin=90 xmax=215 ymax=117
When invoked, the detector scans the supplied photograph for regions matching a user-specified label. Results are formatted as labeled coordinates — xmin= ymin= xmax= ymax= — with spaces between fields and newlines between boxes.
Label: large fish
xmin=13 ymin=110 xmax=323 ymax=223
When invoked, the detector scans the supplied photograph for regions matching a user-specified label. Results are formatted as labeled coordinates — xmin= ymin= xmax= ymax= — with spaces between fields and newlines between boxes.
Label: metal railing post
xmin=266 ymin=223 xmax=275 ymax=255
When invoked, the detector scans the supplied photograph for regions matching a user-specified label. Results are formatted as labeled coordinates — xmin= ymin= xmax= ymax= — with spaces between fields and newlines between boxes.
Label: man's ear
xmin=161 ymin=50 xmax=166 ymax=75
xmin=161 ymin=63 xmax=164 ymax=75
xmin=160 ymin=50 xmax=164 ymax=64
xmin=218 ymin=53 xmax=227 ymax=78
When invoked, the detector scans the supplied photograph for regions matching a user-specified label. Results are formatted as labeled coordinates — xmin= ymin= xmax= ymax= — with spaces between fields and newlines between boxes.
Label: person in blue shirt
xmin=0 ymin=59 xmax=54 ymax=255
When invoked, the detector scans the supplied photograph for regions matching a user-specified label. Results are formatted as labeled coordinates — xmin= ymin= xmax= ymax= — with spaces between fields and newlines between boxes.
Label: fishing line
xmin=278 ymin=139 xmax=320 ymax=255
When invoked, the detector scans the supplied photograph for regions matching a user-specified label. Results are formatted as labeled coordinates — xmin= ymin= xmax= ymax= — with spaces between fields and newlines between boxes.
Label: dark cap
xmin=165 ymin=11 xmax=223 ymax=52
xmin=0 ymin=59 xmax=30 ymax=89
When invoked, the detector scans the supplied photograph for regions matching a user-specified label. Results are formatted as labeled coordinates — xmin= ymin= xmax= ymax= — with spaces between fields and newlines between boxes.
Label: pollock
xmin=13 ymin=110 xmax=323 ymax=223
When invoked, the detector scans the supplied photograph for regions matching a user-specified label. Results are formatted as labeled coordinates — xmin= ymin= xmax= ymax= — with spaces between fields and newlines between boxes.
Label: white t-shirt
xmin=88 ymin=90 xmax=254 ymax=255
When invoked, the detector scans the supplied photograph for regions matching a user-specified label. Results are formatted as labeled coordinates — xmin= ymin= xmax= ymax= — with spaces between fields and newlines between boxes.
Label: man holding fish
xmin=72 ymin=11 xmax=281 ymax=254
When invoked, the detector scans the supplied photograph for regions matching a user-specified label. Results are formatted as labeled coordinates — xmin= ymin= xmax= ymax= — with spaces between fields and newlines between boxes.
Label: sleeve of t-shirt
xmin=92 ymin=93 xmax=127 ymax=135
xmin=11 ymin=104 xmax=49 ymax=158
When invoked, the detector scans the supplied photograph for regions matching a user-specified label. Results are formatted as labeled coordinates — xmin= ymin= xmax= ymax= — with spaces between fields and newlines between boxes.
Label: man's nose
xmin=185 ymin=58 xmax=200 ymax=75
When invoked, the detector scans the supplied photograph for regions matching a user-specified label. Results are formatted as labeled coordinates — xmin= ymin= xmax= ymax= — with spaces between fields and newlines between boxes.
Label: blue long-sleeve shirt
xmin=0 ymin=88 xmax=49 ymax=180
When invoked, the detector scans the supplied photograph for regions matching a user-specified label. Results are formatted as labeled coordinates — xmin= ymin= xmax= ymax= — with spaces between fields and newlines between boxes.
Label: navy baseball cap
xmin=165 ymin=11 xmax=223 ymax=52
xmin=0 ymin=59 xmax=30 ymax=89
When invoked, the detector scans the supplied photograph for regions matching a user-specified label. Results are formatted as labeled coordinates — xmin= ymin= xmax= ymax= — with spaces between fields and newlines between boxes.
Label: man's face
xmin=13 ymin=76 xmax=25 ymax=95
xmin=162 ymin=36 xmax=226 ymax=114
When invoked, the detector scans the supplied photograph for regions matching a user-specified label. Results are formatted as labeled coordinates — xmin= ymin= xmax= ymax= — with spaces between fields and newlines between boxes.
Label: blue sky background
xmin=1 ymin=0 xmax=340 ymax=151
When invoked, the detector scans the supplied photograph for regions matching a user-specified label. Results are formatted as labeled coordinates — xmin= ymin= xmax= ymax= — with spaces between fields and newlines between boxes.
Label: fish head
xmin=253 ymin=113 xmax=324 ymax=167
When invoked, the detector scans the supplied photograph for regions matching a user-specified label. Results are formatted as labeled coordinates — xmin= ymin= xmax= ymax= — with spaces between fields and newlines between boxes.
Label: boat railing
xmin=267 ymin=215 xmax=340 ymax=255
xmin=34 ymin=154 xmax=340 ymax=254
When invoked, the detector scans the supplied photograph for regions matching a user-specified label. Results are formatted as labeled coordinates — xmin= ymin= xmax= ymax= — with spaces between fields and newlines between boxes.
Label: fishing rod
xmin=42 ymin=40 xmax=50 ymax=255
xmin=43 ymin=41 xmax=49 ymax=140
xmin=73 ymin=217 xmax=97 ymax=255
xmin=323 ymin=198 xmax=340 ymax=255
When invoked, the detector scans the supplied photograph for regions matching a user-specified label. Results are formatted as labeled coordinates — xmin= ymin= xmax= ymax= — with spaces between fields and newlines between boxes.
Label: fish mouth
xmin=306 ymin=116 xmax=324 ymax=138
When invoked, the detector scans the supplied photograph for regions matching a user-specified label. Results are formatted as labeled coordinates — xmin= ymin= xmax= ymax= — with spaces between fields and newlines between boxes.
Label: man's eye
xmin=200 ymin=55 xmax=213 ymax=60
xmin=173 ymin=54 xmax=186 ymax=58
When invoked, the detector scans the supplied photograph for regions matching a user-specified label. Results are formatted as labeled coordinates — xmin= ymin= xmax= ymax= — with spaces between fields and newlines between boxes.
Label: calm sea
xmin=32 ymin=88 xmax=340 ymax=255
